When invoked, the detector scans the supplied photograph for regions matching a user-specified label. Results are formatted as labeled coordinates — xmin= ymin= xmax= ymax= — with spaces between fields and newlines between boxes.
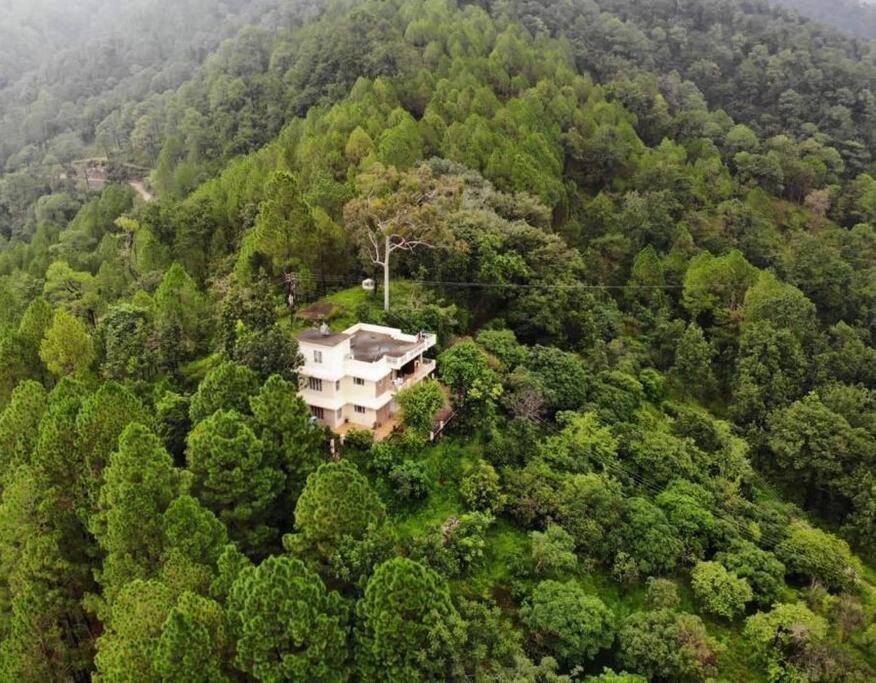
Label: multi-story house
xmin=297 ymin=322 xmax=437 ymax=432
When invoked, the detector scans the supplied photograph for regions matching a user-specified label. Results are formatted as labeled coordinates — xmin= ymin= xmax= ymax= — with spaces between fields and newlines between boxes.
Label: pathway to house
xmin=129 ymin=179 xmax=154 ymax=202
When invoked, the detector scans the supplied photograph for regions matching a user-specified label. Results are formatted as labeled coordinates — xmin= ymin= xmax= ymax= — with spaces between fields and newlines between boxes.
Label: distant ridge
xmin=772 ymin=0 xmax=876 ymax=38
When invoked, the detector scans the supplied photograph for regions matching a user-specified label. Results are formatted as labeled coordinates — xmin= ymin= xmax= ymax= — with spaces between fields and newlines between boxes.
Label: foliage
xmin=439 ymin=340 xmax=502 ymax=426
xmin=776 ymin=521 xmax=860 ymax=591
xmin=355 ymin=557 xmax=466 ymax=681
xmin=689 ymin=561 xmax=753 ymax=619
xmin=0 ymin=0 xmax=875 ymax=679
xmin=644 ymin=578 xmax=680 ymax=611
xmin=227 ymin=555 xmax=350 ymax=682
xmin=186 ymin=410 xmax=283 ymax=553
xmin=715 ymin=541 xmax=786 ymax=608
xmin=153 ymin=592 xmax=229 ymax=682
xmin=743 ymin=603 xmax=829 ymax=683
xmin=188 ymin=361 xmax=260 ymax=425
xmin=530 ymin=524 xmax=578 ymax=578
xmin=39 ymin=309 xmax=95 ymax=378
xmin=397 ymin=379 xmax=445 ymax=436
xmin=409 ymin=511 xmax=493 ymax=577
xmin=294 ymin=460 xmax=386 ymax=553
xmin=231 ymin=325 xmax=301 ymax=382
xmin=617 ymin=609 xmax=721 ymax=682
xmin=460 ymin=460 xmax=504 ymax=513
xmin=91 ymin=423 xmax=182 ymax=599
xmin=520 ymin=581 xmax=615 ymax=664
xmin=388 ymin=459 xmax=430 ymax=502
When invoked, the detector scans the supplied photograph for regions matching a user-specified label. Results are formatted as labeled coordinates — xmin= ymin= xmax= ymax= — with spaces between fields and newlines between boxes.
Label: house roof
xmin=297 ymin=330 xmax=351 ymax=346
xmin=297 ymin=327 xmax=423 ymax=362
xmin=349 ymin=330 xmax=419 ymax=362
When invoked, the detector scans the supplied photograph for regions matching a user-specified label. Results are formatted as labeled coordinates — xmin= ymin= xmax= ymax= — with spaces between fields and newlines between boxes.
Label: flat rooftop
xmin=297 ymin=327 xmax=423 ymax=363
xmin=349 ymin=330 xmax=420 ymax=363
xmin=298 ymin=330 xmax=351 ymax=346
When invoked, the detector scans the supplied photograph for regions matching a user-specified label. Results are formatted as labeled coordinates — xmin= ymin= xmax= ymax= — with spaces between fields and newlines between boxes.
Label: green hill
xmin=0 ymin=0 xmax=874 ymax=680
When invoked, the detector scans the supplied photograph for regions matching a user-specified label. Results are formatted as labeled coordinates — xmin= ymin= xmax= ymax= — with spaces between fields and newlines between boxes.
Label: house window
xmin=307 ymin=377 xmax=323 ymax=391
xmin=354 ymin=377 xmax=365 ymax=386
xmin=354 ymin=405 xmax=366 ymax=414
xmin=335 ymin=380 xmax=341 ymax=391
xmin=312 ymin=406 xmax=325 ymax=420
xmin=313 ymin=350 xmax=323 ymax=363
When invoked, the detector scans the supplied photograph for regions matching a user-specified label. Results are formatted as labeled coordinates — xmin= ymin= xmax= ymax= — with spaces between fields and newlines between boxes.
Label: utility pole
xmin=284 ymin=272 xmax=298 ymax=326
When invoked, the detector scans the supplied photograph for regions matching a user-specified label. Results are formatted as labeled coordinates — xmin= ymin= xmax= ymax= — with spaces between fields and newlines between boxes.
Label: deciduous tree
xmin=344 ymin=163 xmax=461 ymax=311
xmin=520 ymin=581 xmax=615 ymax=663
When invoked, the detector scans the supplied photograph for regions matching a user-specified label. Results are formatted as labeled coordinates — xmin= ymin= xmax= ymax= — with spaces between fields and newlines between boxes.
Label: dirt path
xmin=128 ymin=179 xmax=154 ymax=202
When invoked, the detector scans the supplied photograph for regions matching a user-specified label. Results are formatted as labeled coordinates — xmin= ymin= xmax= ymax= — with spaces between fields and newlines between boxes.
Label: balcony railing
xmin=385 ymin=333 xmax=437 ymax=369
xmin=391 ymin=358 xmax=436 ymax=392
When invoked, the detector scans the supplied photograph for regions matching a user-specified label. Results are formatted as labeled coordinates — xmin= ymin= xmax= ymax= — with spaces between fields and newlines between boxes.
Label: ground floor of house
xmin=301 ymin=357 xmax=436 ymax=434
xmin=309 ymin=398 xmax=397 ymax=430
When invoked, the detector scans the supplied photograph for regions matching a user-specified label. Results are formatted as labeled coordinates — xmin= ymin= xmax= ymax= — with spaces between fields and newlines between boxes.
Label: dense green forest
xmin=0 ymin=0 xmax=875 ymax=680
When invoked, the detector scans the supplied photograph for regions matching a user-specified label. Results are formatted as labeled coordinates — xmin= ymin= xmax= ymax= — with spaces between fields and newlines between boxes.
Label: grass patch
xmin=392 ymin=436 xmax=481 ymax=538
xmin=289 ymin=280 xmax=425 ymax=334
xmin=468 ymin=520 xmax=528 ymax=594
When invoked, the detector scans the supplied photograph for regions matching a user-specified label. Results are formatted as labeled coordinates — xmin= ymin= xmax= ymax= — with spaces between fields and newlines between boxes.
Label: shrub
xmin=690 ymin=561 xmax=753 ymax=619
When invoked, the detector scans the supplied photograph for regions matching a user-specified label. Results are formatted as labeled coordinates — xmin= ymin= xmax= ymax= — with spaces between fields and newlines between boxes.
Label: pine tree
xmin=355 ymin=557 xmax=466 ymax=681
xmin=250 ymin=375 xmax=327 ymax=512
xmin=227 ymin=555 xmax=350 ymax=681
xmin=39 ymin=309 xmax=95 ymax=378
xmin=673 ymin=323 xmax=716 ymax=398
xmin=93 ymin=579 xmax=177 ymax=682
xmin=188 ymin=361 xmax=260 ymax=425
xmin=91 ymin=423 xmax=182 ymax=600
xmin=75 ymin=381 xmax=152 ymax=518
xmin=154 ymin=592 xmax=230 ymax=683
xmin=0 ymin=381 xmax=47 ymax=480
xmin=294 ymin=460 xmax=385 ymax=554
xmin=186 ymin=410 xmax=283 ymax=553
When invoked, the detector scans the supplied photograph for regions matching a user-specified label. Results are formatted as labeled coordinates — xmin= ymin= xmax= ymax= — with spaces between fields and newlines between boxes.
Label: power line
xmin=284 ymin=272 xmax=686 ymax=291
xmin=282 ymin=271 xmax=849 ymax=293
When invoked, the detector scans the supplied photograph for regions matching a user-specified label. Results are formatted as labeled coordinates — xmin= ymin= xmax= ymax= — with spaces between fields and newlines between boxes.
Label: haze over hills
xmin=773 ymin=0 xmax=876 ymax=37
xmin=0 ymin=1 xmax=875 ymax=681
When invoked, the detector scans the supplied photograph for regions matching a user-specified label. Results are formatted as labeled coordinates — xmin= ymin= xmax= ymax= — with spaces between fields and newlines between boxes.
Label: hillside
xmin=773 ymin=0 xmax=876 ymax=38
xmin=0 ymin=0 xmax=875 ymax=680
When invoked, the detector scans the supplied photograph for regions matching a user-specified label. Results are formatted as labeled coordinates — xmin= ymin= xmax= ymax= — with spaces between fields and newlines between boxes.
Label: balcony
xmin=384 ymin=333 xmax=437 ymax=369
xmin=391 ymin=358 xmax=437 ymax=392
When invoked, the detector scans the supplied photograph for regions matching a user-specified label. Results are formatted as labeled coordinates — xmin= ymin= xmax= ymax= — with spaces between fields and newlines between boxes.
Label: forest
xmin=773 ymin=0 xmax=876 ymax=38
xmin=0 ymin=0 xmax=875 ymax=680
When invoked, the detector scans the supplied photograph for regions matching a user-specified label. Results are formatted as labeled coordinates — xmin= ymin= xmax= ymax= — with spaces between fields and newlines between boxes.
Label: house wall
xmin=376 ymin=402 xmax=392 ymax=425
xmin=309 ymin=404 xmax=344 ymax=428
xmin=297 ymin=324 xmax=438 ymax=435
xmin=342 ymin=403 xmax=377 ymax=427
xmin=299 ymin=339 xmax=351 ymax=381
xmin=375 ymin=372 xmax=394 ymax=397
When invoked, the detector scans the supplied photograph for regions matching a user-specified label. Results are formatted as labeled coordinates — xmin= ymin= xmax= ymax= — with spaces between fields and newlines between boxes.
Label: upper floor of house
xmin=297 ymin=323 xmax=437 ymax=384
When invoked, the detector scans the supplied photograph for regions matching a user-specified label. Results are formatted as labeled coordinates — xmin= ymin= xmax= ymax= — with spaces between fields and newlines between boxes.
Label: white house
xmin=297 ymin=323 xmax=437 ymax=431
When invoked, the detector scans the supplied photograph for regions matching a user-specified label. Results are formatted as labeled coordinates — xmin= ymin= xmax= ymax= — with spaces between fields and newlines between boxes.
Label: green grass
xmin=393 ymin=437 xmax=480 ymax=538
xmin=287 ymin=280 xmax=425 ymax=334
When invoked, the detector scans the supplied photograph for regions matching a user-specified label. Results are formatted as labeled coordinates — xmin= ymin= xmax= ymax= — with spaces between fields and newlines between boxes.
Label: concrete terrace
xmin=298 ymin=324 xmax=435 ymax=365
xmin=348 ymin=329 xmax=423 ymax=362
